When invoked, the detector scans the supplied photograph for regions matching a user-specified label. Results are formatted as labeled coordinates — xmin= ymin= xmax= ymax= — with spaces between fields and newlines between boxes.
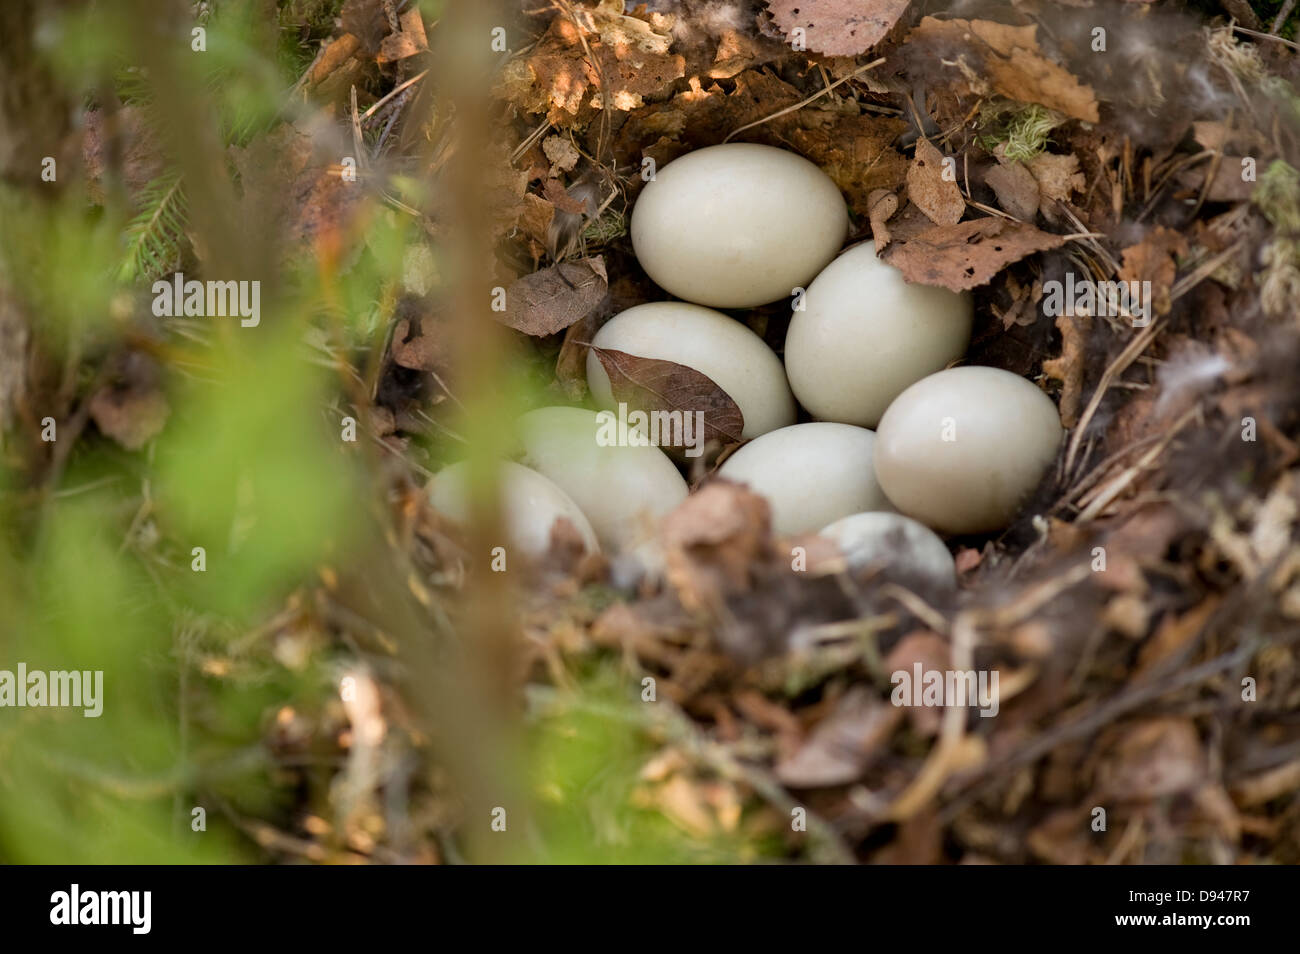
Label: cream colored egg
xmin=586 ymin=301 xmax=796 ymax=440
xmin=630 ymin=143 xmax=849 ymax=308
xmin=784 ymin=241 xmax=973 ymax=427
xmin=429 ymin=460 xmax=599 ymax=559
xmin=874 ymin=366 xmax=1063 ymax=534
xmin=819 ymin=512 xmax=955 ymax=588
xmin=515 ymin=406 xmax=688 ymax=551
xmin=717 ymin=422 xmax=891 ymax=536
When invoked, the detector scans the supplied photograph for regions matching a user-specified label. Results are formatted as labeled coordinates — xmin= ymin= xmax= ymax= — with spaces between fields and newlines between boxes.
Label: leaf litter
xmin=38 ymin=0 xmax=1300 ymax=864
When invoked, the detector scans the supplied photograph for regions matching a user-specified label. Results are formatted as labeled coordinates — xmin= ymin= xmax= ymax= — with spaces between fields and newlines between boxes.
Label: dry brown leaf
xmin=590 ymin=347 xmax=744 ymax=445
xmin=1026 ymin=152 xmax=1086 ymax=216
xmin=774 ymin=687 xmax=902 ymax=788
xmin=985 ymin=160 xmax=1040 ymax=221
xmin=867 ymin=188 xmax=899 ymax=249
xmin=1118 ymin=226 xmax=1188 ymax=318
xmin=390 ymin=313 xmax=453 ymax=377
xmin=884 ymin=631 xmax=950 ymax=738
xmin=1100 ymin=718 xmax=1207 ymax=801
xmin=517 ymin=193 xmax=556 ymax=253
xmin=377 ymin=12 xmax=428 ymax=64
xmin=1042 ymin=312 xmax=1089 ymax=428
xmin=907 ymin=138 xmax=965 ymax=227
xmin=500 ymin=257 xmax=608 ymax=337
xmin=541 ymin=135 xmax=581 ymax=175
xmin=555 ymin=310 xmax=601 ymax=400
xmin=89 ymin=383 xmax=169 ymax=451
xmin=883 ymin=217 xmax=1069 ymax=291
xmin=1133 ymin=596 xmax=1222 ymax=681
xmin=766 ymin=0 xmax=909 ymax=57
xmin=662 ymin=481 xmax=771 ymax=614
xmin=908 ymin=17 xmax=1099 ymax=123
xmin=496 ymin=11 xmax=684 ymax=124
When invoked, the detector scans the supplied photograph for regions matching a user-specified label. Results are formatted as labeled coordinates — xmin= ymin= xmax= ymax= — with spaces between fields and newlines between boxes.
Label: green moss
xmin=1253 ymin=159 xmax=1300 ymax=231
xmin=976 ymin=101 xmax=1064 ymax=162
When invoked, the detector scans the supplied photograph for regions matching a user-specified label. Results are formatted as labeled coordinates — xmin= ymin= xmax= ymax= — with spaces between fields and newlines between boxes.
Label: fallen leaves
xmin=499 ymin=257 xmax=608 ymax=337
xmin=908 ymin=17 xmax=1100 ymax=124
xmin=907 ymin=138 xmax=964 ymax=226
xmin=775 ymin=687 xmax=902 ymax=788
xmin=1118 ymin=226 xmax=1188 ymax=318
xmin=377 ymin=7 xmax=429 ymax=63
xmin=867 ymin=188 xmax=900 ymax=249
xmin=883 ymin=217 xmax=1069 ymax=291
xmin=590 ymin=347 xmax=745 ymax=445
xmin=89 ymin=383 xmax=169 ymax=450
xmin=662 ymin=481 xmax=772 ymax=614
xmin=984 ymin=159 xmax=1040 ymax=222
xmin=612 ymin=70 xmax=909 ymax=215
xmin=496 ymin=7 xmax=685 ymax=124
xmin=1099 ymin=718 xmax=1207 ymax=801
xmin=766 ymin=0 xmax=910 ymax=57
xmin=1042 ymin=312 xmax=1090 ymax=428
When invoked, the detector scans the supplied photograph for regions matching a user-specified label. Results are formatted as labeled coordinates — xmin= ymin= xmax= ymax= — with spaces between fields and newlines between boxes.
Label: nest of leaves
xmin=397 ymin=0 xmax=1300 ymax=865
xmin=65 ymin=0 xmax=1300 ymax=863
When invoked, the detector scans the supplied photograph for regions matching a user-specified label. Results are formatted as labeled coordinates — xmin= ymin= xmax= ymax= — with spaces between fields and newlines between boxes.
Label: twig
xmin=1233 ymin=24 xmax=1300 ymax=51
xmin=724 ymin=58 xmax=886 ymax=143
xmin=360 ymin=69 xmax=429 ymax=122
xmin=939 ymin=642 xmax=1256 ymax=823
xmin=1274 ymin=0 xmax=1298 ymax=33
xmin=1063 ymin=318 xmax=1164 ymax=476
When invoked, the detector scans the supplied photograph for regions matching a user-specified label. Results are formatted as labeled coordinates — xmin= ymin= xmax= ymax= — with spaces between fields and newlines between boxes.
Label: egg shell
xmin=873 ymin=366 xmax=1063 ymax=535
xmin=717 ymin=422 xmax=891 ymax=536
xmin=429 ymin=460 xmax=600 ymax=559
xmin=630 ymin=143 xmax=849 ymax=308
xmin=515 ymin=406 xmax=689 ymax=551
xmin=784 ymin=241 xmax=973 ymax=427
xmin=819 ymin=511 xmax=955 ymax=589
xmin=586 ymin=301 xmax=796 ymax=440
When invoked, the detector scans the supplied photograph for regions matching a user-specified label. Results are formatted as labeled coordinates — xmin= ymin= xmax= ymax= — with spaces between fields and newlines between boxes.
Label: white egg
xmin=716 ymin=422 xmax=892 ymax=536
xmin=874 ymin=366 xmax=1063 ymax=534
xmin=784 ymin=241 xmax=973 ymax=427
xmin=630 ymin=143 xmax=849 ymax=308
xmin=819 ymin=512 xmax=956 ymax=588
xmin=515 ymin=406 xmax=688 ymax=551
xmin=429 ymin=460 xmax=599 ymax=559
xmin=586 ymin=301 xmax=796 ymax=440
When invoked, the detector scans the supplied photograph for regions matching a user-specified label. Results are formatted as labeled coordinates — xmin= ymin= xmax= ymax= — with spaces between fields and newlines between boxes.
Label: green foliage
xmin=0 ymin=188 xmax=122 ymax=350
xmin=520 ymin=667 xmax=777 ymax=864
xmin=118 ymin=172 xmax=189 ymax=283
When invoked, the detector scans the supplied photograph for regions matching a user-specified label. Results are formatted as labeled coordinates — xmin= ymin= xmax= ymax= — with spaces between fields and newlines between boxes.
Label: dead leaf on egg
xmin=589 ymin=347 xmax=745 ymax=445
